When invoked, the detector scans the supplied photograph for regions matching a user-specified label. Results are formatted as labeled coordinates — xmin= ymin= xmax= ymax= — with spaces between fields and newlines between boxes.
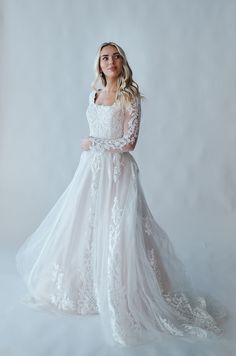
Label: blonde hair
xmin=91 ymin=42 xmax=142 ymax=105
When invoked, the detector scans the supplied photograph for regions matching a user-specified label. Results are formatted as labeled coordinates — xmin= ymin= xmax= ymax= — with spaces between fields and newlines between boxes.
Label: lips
xmin=108 ymin=67 xmax=116 ymax=70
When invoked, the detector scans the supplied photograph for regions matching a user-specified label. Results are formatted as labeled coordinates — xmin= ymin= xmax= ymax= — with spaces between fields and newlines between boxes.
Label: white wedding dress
xmin=16 ymin=90 xmax=227 ymax=347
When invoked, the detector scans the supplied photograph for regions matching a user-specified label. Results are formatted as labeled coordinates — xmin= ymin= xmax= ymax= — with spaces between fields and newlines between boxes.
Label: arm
xmin=88 ymin=95 xmax=141 ymax=153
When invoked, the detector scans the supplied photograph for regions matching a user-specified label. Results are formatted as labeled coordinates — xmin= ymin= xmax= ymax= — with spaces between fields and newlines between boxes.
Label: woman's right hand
xmin=80 ymin=138 xmax=92 ymax=151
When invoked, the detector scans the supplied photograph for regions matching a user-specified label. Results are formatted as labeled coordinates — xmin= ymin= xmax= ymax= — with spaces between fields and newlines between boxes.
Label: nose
xmin=108 ymin=56 xmax=115 ymax=65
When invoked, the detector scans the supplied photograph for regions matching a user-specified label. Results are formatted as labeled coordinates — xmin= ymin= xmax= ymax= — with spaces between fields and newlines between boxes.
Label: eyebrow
xmin=100 ymin=52 xmax=120 ymax=57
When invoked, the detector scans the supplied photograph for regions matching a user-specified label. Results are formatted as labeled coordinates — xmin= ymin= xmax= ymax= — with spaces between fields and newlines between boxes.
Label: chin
xmin=106 ymin=73 xmax=121 ymax=80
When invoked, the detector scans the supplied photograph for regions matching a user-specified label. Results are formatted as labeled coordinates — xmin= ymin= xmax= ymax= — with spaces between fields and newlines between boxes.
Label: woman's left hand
xmin=80 ymin=137 xmax=92 ymax=151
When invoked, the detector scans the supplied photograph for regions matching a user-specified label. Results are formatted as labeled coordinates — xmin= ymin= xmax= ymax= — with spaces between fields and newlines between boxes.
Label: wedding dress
xmin=16 ymin=90 xmax=227 ymax=347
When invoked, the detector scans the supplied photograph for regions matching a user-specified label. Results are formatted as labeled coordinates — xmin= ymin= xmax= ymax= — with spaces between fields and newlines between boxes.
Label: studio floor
xmin=0 ymin=244 xmax=235 ymax=356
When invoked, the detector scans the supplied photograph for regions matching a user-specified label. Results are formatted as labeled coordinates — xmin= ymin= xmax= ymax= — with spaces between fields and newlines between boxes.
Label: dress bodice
xmin=86 ymin=90 xmax=125 ymax=139
xmin=86 ymin=90 xmax=141 ymax=153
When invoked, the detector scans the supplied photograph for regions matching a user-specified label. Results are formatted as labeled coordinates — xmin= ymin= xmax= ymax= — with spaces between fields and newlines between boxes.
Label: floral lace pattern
xmin=16 ymin=90 xmax=227 ymax=347
xmin=49 ymin=259 xmax=98 ymax=315
xmin=112 ymin=152 xmax=125 ymax=183
xmin=87 ymin=90 xmax=141 ymax=153
xmin=50 ymin=263 xmax=75 ymax=311
xmin=107 ymin=196 xmax=142 ymax=344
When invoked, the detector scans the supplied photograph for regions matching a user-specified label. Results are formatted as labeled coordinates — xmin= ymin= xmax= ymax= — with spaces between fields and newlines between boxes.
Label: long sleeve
xmin=89 ymin=95 xmax=141 ymax=153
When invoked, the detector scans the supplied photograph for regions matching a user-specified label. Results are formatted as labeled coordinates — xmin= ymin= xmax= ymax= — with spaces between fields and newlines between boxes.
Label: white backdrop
xmin=0 ymin=0 xmax=235 ymax=355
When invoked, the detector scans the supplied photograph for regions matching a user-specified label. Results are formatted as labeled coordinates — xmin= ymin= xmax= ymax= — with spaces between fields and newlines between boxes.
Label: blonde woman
xmin=16 ymin=42 xmax=226 ymax=347
xmin=81 ymin=42 xmax=142 ymax=153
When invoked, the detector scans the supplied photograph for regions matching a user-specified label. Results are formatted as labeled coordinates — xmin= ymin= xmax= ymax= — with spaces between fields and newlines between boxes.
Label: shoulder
xmin=88 ymin=89 xmax=96 ymax=104
xmin=125 ymin=94 xmax=141 ymax=114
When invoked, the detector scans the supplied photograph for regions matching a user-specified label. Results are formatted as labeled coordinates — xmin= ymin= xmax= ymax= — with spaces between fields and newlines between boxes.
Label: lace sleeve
xmin=89 ymin=95 xmax=141 ymax=153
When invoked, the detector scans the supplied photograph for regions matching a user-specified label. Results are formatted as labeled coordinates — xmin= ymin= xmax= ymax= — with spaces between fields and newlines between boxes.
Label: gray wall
xmin=1 ymin=0 xmax=235 ymax=305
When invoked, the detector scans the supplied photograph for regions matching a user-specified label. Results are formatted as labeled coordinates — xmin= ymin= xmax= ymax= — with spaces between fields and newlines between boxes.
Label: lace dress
xmin=16 ymin=90 xmax=227 ymax=347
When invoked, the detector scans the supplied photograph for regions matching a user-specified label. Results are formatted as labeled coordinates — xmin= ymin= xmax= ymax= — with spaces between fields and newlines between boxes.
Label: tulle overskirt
xmin=16 ymin=150 xmax=227 ymax=346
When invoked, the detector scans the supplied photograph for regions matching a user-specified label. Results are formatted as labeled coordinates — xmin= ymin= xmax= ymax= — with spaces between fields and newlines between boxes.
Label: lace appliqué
xmin=86 ymin=151 xmax=103 ymax=310
xmin=89 ymin=95 xmax=141 ymax=153
xmin=76 ymin=245 xmax=98 ymax=315
xmin=147 ymin=245 xmax=223 ymax=337
xmin=148 ymin=248 xmax=163 ymax=289
xmin=144 ymin=215 xmax=152 ymax=236
xmin=112 ymin=153 xmax=125 ymax=183
xmin=89 ymin=151 xmax=102 ymax=220
xmin=50 ymin=263 xmax=75 ymax=311
xmin=159 ymin=316 xmax=185 ymax=336
xmin=107 ymin=196 xmax=142 ymax=345
xmin=48 ymin=153 xmax=102 ymax=315
xmin=49 ymin=261 xmax=98 ymax=315
xmin=161 ymin=290 xmax=223 ymax=336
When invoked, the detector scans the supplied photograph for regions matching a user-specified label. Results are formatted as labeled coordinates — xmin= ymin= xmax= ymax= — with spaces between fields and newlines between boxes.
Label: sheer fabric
xmin=88 ymin=93 xmax=141 ymax=152
xmin=16 ymin=90 xmax=227 ymax=346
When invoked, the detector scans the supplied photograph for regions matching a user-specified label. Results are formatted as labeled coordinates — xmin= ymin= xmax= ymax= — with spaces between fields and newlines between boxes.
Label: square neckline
xmin=93 ymin=90 xmax=117 ymax=107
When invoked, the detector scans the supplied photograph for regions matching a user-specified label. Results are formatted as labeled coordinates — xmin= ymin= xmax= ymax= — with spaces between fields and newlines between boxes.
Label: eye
xmin=101 ymin=56 xmax=108 ymax=61
xmin=114 ymin=54 xmax=121 ymax=59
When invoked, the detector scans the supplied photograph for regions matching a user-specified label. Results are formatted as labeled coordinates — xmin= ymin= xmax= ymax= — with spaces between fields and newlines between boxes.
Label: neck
xmin=104 ymin=77 xmax=118 ymax=93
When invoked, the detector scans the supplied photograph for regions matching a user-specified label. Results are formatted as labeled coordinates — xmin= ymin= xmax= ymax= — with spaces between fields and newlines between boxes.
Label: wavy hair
xmin=91 ymin=42 xmax=142 ymax=105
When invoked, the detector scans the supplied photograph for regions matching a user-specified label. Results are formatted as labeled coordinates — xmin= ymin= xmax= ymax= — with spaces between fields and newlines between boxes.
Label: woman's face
xmin=99 ymin=45 xmax=123 ymax=80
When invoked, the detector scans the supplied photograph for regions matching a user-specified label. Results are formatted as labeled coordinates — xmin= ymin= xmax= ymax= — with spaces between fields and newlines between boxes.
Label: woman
xmin=16 ymin=42 xmax=227 ymax=347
